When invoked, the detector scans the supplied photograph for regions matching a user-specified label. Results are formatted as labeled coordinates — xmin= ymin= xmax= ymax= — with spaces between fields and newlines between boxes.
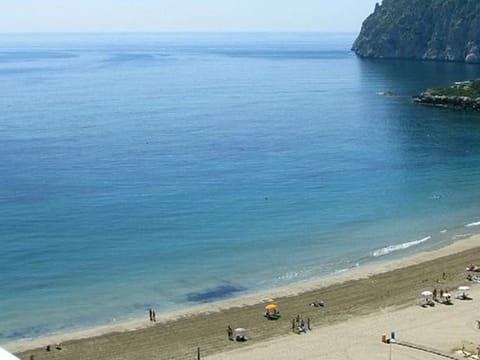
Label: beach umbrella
xmin=421 ymin=291 xmax=432 ymax=297
xmin=459 ymin=286 xmax=470 ymax=292
xmin=443 ymin=292 xmax=451 ymax=298
xmin=234 ymin=328 xmax=246 ymax=334
xmin=265 ymin=304 xmax=277 ymax=311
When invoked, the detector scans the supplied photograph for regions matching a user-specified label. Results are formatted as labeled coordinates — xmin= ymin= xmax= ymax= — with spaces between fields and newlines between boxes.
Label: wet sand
xmin=10 ymin=236 xmax=480 ymax=360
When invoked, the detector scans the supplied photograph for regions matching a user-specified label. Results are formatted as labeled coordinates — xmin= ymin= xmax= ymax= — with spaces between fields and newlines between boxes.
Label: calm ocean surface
xmin=2 ymin=32 xmax=480 ymax=342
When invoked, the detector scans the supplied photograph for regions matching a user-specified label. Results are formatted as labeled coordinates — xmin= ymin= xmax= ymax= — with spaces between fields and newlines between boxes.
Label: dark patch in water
xmin=210 ymin=49 xmax=351 ymax=60
xmin=1 ymin=324 xmax=49 ymax=341
xmin=0 ymin=67 xmax=49 ymax=75
xmin=104 ymin=53 xmax=171 ymax=64
xmin=0 ymin=51 xmax=76 ymax=61
xmin=186 ymin=284 xmax=246 ymax=303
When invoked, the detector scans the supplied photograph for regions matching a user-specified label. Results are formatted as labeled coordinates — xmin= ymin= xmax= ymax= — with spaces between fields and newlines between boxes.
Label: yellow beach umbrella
xmin=265 ymin=304 xmax=277 ymax=311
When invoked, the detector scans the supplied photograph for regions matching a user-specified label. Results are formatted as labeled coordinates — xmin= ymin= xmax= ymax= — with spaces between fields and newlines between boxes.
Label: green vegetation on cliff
xmin=352 ymin=0 xmax=480 ymax=63
xmin=428 ymin=81 xmax=480 ymax=97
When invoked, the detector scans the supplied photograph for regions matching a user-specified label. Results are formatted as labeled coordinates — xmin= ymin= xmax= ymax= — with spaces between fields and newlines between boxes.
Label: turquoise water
xmin=2 ymin=32 xmax=480 ymax=342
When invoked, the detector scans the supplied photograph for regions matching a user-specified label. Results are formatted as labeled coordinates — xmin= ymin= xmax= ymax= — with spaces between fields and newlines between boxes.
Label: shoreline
xmin=7 ymin=234 xmax=480 ymax=358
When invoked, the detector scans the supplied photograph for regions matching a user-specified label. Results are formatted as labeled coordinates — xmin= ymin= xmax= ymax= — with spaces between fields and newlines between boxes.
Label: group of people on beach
xmin=433 ymin=288 xmax=447 ymax=301
xmin=34 ymin=343 xmax=62 ymax=358
xmin=431 ymin=288 xmax=452 ymax=304
xmin=148 ymin=308 xmax=156 ymax=322
xmin=292 ymin=315 xmax=311 ymax=334
xmin=263 ymin=309 xmax=280 ymax=319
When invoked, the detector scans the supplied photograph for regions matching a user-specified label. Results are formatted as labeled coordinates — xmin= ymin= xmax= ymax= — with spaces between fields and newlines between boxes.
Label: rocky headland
xmin=414 ymin=80 xmax=480 ymax=111
xmin=352 ymin=0 xmax=480 ymax=63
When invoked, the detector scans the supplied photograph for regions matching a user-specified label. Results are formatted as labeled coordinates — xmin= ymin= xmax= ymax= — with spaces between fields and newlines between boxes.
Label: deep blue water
xmin=2 ymin=32 xmax=480 ymax=343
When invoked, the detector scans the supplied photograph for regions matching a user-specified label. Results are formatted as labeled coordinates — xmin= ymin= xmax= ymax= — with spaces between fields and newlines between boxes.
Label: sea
xmin=2 ymin=32 xmax=480 ymax=343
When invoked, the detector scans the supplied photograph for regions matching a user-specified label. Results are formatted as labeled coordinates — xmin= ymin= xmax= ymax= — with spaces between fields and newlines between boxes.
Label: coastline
xmin=8 ymin=234 xmax=480 ymax=359
xmin=4 ymin=33 xmax=480 ymax=360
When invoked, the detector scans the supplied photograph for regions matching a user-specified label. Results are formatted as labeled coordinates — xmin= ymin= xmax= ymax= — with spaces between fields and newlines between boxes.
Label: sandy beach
xmin=9 ymin=235 xmax=480 ymax=360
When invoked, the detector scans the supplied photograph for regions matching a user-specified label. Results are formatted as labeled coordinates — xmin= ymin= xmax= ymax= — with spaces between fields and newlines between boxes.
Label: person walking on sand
xmin=152 ymin=310 xmax=156 ymax=322
xmin=227 ymin=325 xmax=233 ymax=340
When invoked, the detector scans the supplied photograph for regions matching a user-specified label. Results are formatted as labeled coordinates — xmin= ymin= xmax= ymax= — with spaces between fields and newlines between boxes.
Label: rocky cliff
xmin=352 ymin=0 xmax=480 ymax=63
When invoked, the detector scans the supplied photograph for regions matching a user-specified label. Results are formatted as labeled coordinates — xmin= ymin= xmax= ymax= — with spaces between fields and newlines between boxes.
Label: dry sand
xmin=207 ymin=287 xmax=480 ymax=360
xmin=9 ymin=235 xmax=480 ymax=360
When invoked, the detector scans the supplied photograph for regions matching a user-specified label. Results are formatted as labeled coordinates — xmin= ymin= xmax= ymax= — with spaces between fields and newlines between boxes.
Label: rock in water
xmin=352 ymin=0 xmax=480 ymax=63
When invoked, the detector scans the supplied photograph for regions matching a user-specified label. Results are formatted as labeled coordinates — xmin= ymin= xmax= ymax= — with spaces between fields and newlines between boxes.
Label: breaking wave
xmin=373 ymin=236 xmax=431 ymax=257
xmin=465 ymin=221 xmax=480 ymax=228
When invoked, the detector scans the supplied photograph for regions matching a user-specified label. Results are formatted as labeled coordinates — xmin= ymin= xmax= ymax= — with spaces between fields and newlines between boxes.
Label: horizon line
xmin=0 ymin=30 xmax=359 ymax=34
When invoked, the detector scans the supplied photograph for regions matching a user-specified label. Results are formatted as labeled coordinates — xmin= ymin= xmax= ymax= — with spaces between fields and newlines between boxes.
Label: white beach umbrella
xmin=0 ymin=347 xmax=21 ymax=360
xmin=234 ymin=328 xmax=246 ymax=334
xmin=459 ymin=286 xmax=470 ymax=292
xmin=421 ymin=291 xmax=432 ymax=297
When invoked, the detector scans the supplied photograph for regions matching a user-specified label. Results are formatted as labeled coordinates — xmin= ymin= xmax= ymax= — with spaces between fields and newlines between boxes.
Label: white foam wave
xmin=277 ymin=272 xmax=300 ymax=280
xmin=465 ymin=221 xmax=480 ymax=228
xmin=453 ymin=233 xmax=472 ymax=240
xmin=440 ymin=229 xmax=447 ymax=233
xmin=373 ymin=236 xmax=431 ymax=257
xmin=277 ymin=269 xmax=311 ymax=281
xmin=333 ymin=263 xmax=359 ymax=274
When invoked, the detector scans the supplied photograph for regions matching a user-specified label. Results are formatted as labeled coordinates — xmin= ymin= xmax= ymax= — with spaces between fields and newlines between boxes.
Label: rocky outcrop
xmin=414 ymin=80 xmax=480 ymax=111
xmin=414 ymin=93 xmax=480 ymax=110
xmin=352 ymin=0 xmax=480 ymax=63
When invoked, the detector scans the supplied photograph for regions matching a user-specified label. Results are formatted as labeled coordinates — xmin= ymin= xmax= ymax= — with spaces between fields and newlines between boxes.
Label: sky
xmin=0 ymin=0 xmax=379 ymax=33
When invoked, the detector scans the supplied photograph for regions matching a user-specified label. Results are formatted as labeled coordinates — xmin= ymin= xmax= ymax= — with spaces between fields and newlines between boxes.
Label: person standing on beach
xmin=149 ymin=308 xmax=153 ymax=322
xmin=152 ymin=310 xmax=156 ymax=322
xmin=433 ymin=288 xmax=437 ymax=301
xmin=227 ymin=325 xmax=233 ymax=340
